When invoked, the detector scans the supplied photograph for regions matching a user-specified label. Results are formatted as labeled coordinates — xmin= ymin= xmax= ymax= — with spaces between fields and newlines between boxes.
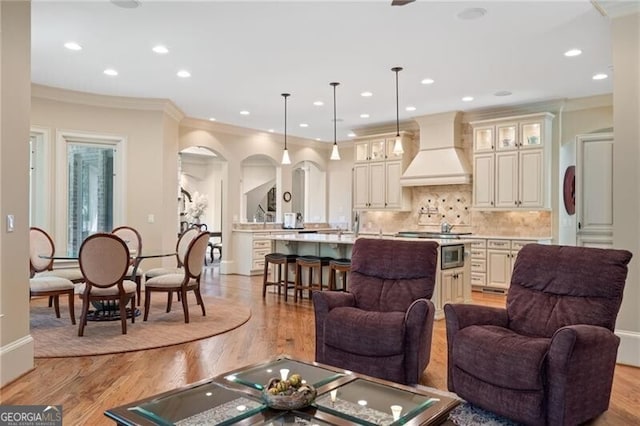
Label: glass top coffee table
xmin=105 ymin=356 xmax=459 ymax=425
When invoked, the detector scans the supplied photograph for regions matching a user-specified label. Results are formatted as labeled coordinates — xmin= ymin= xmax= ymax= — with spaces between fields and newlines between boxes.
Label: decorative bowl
xmin=262 ymin=378 xmax=316 ymax=410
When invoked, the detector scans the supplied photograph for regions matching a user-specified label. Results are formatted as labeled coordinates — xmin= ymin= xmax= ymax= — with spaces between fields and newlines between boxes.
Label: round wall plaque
xmin=283 ymin=191 xmax=292 ymax=203
xmin=563 ymin=165 xmax=576 ymax=215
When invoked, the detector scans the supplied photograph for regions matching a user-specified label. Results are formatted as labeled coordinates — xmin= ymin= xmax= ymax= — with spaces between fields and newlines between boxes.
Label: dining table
xmin=39 ymin=249 xmax=177 ymax=319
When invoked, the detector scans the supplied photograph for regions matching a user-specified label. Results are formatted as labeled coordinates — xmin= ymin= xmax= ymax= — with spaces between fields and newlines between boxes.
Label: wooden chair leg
xmin=181 ymin=288 xmax=190 ymax=323
xmin=78 ymin=297 xmax=90 ymax=336
xmin=130 ymin=294 xmax=136 ymax=324
xmin=53 ymin=295 xmax=61 ymax=318
xmin=262 ymin=259 xmax=269 ymax=298
xmin=194 ymin=287 xmax=206 ymax=316
xmin=68 ymin=291 xmax=76 ymax=325
xmin=119 ymin=296 xmax=128 ymax=334
xmin=144 ymin=289 xmax=152 ymax=321
xmin=166 ymin=291 xmax=173 ymax=313
xmin=136 ymin=276 xmax=142 ymax=306
xmin=48 ymin=295 xmax=53 ymax=307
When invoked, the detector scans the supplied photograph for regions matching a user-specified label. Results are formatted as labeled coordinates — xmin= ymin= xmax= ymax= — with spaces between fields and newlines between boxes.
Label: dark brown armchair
xmin=313 ymin=238 xmax=439 ymax=385
xmin=445 ymin=243 xmax=632 ymax=425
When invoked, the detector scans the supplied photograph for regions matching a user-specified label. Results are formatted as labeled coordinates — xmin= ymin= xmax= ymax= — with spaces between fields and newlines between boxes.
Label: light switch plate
xmin=6 ymin=214 xmax=14 ymax=232
xmin=147 ymin=214 xmax=155 ymax=224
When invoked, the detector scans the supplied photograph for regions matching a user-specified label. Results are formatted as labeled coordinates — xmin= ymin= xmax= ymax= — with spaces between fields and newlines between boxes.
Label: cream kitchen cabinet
xmin=352 ymin=132 xmax=412 ymax=211
xmin=441 ymin=268 xmax=466 ymax=306
xmin=471 ymin=113 xmax=554 ymax=210
xmin=471 ymin=237 xmax=550 ymax=291
xmin=232 ymin=231 xmax=279 ymax=275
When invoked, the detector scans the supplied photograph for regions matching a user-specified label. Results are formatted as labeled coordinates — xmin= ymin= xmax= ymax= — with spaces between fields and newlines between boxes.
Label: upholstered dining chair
xmin=313 ymin=238 xmax=439 ymax=385
xmin=29 ymin=226 xmax=83 ymax=283
xmin=76 ymin=233 xmax=137 ymax=336
xmin=29 ymin=276 xmax=76 ymax=324
xmin=112 ymin=225 xmax=144 ymax=303
xmin=445 ymin=243 xmax=633 ymax=426
xmin=144 ymin=226 xmax=200 ymax=280
xmin=143 ymin=231 xmax=209 ymax=323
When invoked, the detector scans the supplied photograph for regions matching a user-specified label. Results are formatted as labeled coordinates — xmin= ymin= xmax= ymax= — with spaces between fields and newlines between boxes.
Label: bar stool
xmin=328 ymin=258 xmax=351 ymax=291
xmin=294 ymin=256 xmax=332 ymax=302
xmin=263 ymin=253 xmax=298 ymax=301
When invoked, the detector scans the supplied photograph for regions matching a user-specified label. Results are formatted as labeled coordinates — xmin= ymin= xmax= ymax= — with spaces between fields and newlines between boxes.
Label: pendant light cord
xmin=392 ymin=67 xmax=402 ymax=137
xmin=282 ymin=93 xmax=289 ymax=149
xmin=331 ymin=82 xmax=339 ymax=145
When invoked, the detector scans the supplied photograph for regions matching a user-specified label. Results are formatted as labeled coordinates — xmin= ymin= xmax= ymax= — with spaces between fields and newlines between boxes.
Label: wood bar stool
xmin=294 ymin=256 xmax=332 ymax=302
xmin=328 ymin=258 xmax=351 ymax=291
xmin=263 ymin=253 xmax=298 ymax=301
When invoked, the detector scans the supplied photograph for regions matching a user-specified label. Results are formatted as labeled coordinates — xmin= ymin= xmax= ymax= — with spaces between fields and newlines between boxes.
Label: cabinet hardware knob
xmin=514 ymin=201 xmax=518 ymax=205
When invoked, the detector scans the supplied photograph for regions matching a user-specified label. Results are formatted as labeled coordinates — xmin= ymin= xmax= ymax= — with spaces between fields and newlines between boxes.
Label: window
xmin=66 ymin=143 xmax=115 ymax=254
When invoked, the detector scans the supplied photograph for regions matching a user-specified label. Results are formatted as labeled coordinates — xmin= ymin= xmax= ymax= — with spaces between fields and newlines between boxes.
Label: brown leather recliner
xmin=313 ymin=238 xmax=439 ymax=385
xmin=445 ymin=243 xmax=632 ymax=425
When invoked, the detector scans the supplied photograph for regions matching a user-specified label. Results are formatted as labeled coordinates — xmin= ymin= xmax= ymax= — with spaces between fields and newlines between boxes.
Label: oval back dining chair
xmin=29 ymin=226 xmax=83 ymax=283
xmin=76 ymin=233 xmax=137 ymax=336
xmin=144 ymin=226 xmax=199 ymax=280
xmin=143 ymin=231 xmax=209 ymax=323
xmin=112 ymin=225 xmax=144 ymax=303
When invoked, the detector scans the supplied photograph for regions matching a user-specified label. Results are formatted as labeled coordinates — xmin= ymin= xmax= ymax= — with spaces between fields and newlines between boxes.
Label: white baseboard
xmin=219 ymin=260 xmax=234 ymax=275
xmin=616 ymin=329 xmax=640 ymax=367
xmin=0 ymin=335 xmax=34 ymax=387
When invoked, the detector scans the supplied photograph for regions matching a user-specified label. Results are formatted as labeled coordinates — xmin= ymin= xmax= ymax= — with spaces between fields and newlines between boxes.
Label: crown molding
xmin=31 ymin=84 xmax=185 ymax=122
xmin=594 ymin=0 xmax=640 ymax=18
xmin=461 ymin=98 xmax=568 ymax=123
xmin=561 ymin=94 xmax=613 ymax=112
xmin=351 ymin=119 xmax=418 ymax=138
xmin=180 ymin=116 xmax=329 ymax=149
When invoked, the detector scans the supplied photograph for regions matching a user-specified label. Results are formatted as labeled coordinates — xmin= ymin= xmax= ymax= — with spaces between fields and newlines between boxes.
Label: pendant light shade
xmin=330 ymin=82 xmax=341 ymax=161
xmin=281 ymin=93 xmax=291 ymax=165
xmin=392 ymin=67 xmax=404 ymax=155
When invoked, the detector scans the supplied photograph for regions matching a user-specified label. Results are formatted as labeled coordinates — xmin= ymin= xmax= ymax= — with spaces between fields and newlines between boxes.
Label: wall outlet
xmin=6 ymin=214 xmax=14 ymax=232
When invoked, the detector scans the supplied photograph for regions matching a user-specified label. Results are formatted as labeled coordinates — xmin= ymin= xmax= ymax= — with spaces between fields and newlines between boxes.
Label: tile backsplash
xmin=358 ymin=184 xmax=552 ymax=237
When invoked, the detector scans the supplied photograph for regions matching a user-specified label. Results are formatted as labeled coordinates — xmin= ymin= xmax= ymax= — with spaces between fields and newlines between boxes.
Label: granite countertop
xmin=269 ymin=233 xmax=473 ymax=246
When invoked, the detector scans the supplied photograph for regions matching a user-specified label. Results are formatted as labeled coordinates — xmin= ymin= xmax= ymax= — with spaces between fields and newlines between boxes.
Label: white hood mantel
xmin=400 ymin=111 xmax=472 ymax=186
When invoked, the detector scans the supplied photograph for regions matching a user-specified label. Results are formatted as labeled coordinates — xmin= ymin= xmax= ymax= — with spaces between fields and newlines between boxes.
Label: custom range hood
xmin=400 ymin=111 xmax=472 ymax=186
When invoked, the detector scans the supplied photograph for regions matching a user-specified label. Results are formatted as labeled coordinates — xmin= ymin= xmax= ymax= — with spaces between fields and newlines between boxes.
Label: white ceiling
xmin=31 ymin=1 xmax=630 ymax=143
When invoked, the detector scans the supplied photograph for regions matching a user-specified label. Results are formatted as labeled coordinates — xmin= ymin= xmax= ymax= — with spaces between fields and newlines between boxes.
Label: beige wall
xmin=0 ymin=1 xmax=32 ymax=387
xmin=612 ymin=12 xmax=640 ymax=366
xmin=30 ymin=87 xmax=182 ymax=270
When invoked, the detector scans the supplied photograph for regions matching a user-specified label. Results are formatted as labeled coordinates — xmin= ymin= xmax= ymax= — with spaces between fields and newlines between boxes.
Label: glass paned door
xmin=67 ymin=144 xmax=115 ymax=255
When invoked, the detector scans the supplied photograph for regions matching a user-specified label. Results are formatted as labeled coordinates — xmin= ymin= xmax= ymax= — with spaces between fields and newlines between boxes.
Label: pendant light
xmin=391 ymin=66 xmax=404 ymax=155
xmin=281 ymin=93 xmax=291 ymax=165
xmin=330 ymin=82 xmax=341 ymax=161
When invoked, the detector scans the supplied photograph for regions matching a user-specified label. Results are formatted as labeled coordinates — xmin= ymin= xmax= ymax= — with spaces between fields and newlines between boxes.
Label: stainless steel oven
xmin=441 ymin=244 xmax=465 ymax=269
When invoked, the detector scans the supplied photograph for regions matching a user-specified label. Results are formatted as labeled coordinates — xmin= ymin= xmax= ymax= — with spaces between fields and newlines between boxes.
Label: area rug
xmin=30 ymin=295 xmax=251 ymax=358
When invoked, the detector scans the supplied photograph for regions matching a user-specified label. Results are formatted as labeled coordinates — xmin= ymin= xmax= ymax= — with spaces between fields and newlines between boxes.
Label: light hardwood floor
xmin=2 ymin=264 xmax=639 ymax=425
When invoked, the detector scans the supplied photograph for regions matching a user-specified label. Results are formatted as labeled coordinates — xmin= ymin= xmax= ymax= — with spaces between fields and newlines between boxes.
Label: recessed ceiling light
xmin=494 ymin=90 xmax=512 ymax=97
xmin=299 ymin=123 xmax=309 ymax=128
xmin=103 ymin=68 xmax=118 ymax=76
xmin=361 ymin=91 xmax=373 ymax=97
xmin=360 ymin=113 xmax=370 ymax=118
xmin=348 ymin=132 xmax=356 ymax=137
xmin=152 ymin=45 xmax=169 ymax=54
xmin=268 ymin=129 xmax=275 ymax=133
xmin=462 ymin=96 xmax=474 ymax=102
xmin=313 ymin=101 xmax=324 ymax=106
xmin=457 ymin=8 xmax=487 ymax=20
xmin=208 ymin=117 xmax=216 ymax=121
xmin=405 ymin=106 xmax=416 ymax=112
xmin=564 ymin=49 xmax=582 ymax=57
xmin=240 ymin=110 xmax=250 ymax=115
xmin=592 ymin=73 xmax=608 ymax=80
xmin=177 ymin=70 xmax=191 ymax=78
xmin=421 ymin=78 xmax=434 ymax=85
xmin=315 ymin=138 xmax=321 ymax=141
xmin=64 ymin=42 xmax=82 ymax=51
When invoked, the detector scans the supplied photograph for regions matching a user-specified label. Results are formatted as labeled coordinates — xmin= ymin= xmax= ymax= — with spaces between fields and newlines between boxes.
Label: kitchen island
xmin=269 ymin=233 xmax=472 ymax=319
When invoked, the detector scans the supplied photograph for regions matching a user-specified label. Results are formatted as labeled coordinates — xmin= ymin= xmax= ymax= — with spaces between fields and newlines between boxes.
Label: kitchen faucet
xmin=441 ymin=221 xmax=454 ymax=234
